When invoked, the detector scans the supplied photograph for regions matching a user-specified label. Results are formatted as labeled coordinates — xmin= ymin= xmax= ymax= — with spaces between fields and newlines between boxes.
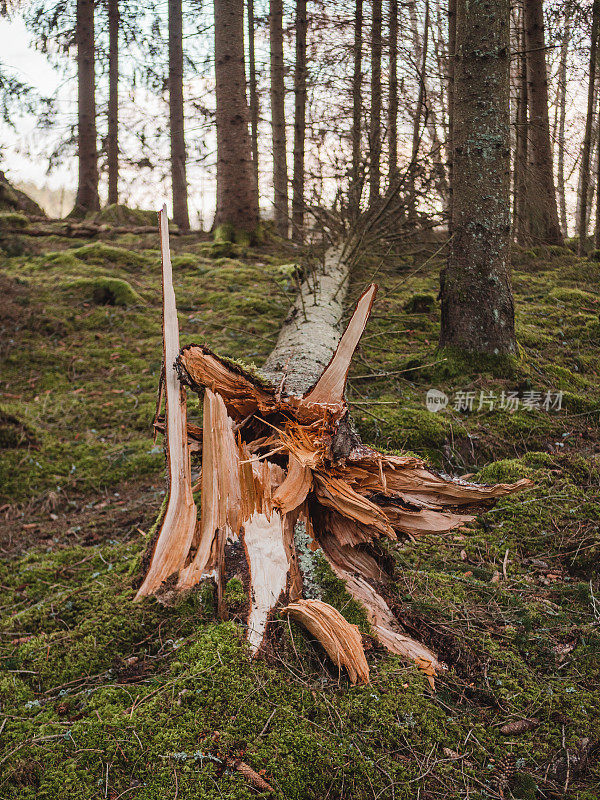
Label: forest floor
xmin=0 ymin=222 xmax=599 ymax=799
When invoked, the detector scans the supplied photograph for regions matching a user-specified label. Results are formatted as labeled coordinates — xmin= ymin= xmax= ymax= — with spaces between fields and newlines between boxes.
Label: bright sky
xmin=0 ymin=16 xmax=76 ymax=191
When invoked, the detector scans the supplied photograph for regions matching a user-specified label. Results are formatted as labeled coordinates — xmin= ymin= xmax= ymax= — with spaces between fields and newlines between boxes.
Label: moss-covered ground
xmin=0 ymin=228 xmax=599 ymax=798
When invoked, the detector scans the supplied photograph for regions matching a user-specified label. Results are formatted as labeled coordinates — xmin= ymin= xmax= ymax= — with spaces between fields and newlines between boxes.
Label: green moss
xmin=549 ymin=286 xmax=596 ymax=304
xmin=0 ymin=211 xmax=30 ymax=229
xmin=45 ymin=250 xmax=80 ymax=268
xmin=72 ymin=242 xmax=151 ymax=268
xmin=224 ymin=577 xmax=246 ymax=606
xmin=213 ymin=222 xmax=235 ymax=243
xmin=0 ymin=404 xmax=38 ymax=448
xmin=403 ymin=292 xmax=436 ymax=313
xmin=171 ymin=253 xmax=207 ymax=271
xmin=473 ymin=456 xmax=540 ymax=483
xmin=92 ymin=204 xmax=157 ymax=227
xmin=62 ymin=276 xmax=142 ymax=306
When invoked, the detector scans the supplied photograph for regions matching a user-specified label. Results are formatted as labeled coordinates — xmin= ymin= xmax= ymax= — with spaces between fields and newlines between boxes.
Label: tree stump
xmin=136 ymin=208 xmax=531 ymax=687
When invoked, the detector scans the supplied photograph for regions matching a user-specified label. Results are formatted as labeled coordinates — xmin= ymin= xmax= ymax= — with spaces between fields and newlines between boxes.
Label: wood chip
xmin=282 ymin=599 xmax=370 ymax=685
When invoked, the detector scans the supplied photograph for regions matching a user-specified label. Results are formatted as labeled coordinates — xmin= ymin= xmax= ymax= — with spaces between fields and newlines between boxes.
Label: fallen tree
xmin=136 ymin=207 xmax=531 ymax=687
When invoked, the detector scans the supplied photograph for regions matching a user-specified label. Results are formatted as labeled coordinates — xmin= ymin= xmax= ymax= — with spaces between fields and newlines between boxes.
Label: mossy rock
xmin=92 ymin=204 xmax=157 ymax=227
xmin=0 ymin=212 xmax=30 ymax=230
xmin=63 ymin=276 xmax=141 ymax=307
xmin=72 ymin=243 xmax=152 ymax=268
xmin=404 ymin=292 xmax=436 ymax=313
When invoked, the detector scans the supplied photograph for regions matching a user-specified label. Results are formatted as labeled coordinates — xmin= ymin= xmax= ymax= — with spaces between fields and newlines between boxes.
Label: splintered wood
xmin=135 ymin=207 xmax=197 ymax=599
xmin=137 ymin=224 xmax=532 ymax=687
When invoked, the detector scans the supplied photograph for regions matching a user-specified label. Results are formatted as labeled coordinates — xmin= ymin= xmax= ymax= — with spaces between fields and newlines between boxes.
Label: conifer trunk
xmin=578 ymin=0 xmax=600 ymax=254
xmin=291 ymin=0 xmax=308 ymax=241
xmin=74 ymin=0 xmax=100 ymax=214
xmin=270 ymin=0 xmax=288 ymax=237
xmin=523 ymin=0 xmax=562 ymax=245
xmin=439 ymin=0 xmax=516 ymax=355
xmin=214 ymin=0 xmax=259 ymax=233
xmin=350 ymin=0 xmax=363 ymax=213
xmin=513 ymin=0 xmax=528 ymax=243
xmin=107 ymin=0 xmax=119 ymax=206
xmin=387 ymin=0 xmax=398 ymax=186
xmin=556 ymin=15 xmax=571 ymax=238
xmin=247 ymin=0 xmax=260 ymax=192
xmin=169 ymin=0 xmax=190 ymax=231
xmin=368 ymin=0 xmax=382 ymax=207
xmin=447 ymin=0 xmax=456 ymax=233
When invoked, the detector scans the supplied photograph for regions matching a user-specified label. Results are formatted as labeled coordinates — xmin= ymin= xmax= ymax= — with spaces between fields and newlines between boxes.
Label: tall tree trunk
xmin=447 ymin=0 xmax=456 ymax=233
xmin=368 ymin=0 xmax=382 ymax=207
xmin=513 ymin=0 xmax=528 ymax=243
xmin=169 ymin=0 xmax=190 ymax=231
xmin=387 ymin=0 xmax=398 ymax=186
xmin=578 ymin=0 xmax=600 ymax=254
xmin=350 ymin=0 xmax=363 ymax=213
xmin=247 ymin=0 xmax=260 ymax=192
xmin=269 ymin=0 xmax=288 ymax=237
xmin=439 ymin=0 xmax=516 ymax=355
xmin=556 ymin=14 xmax=571 ymax=239
xmin=291 ymin=0 xmax=308 ymax=241
xmin=74 ymin=0 xmax=100 ymax=214
xmin=107 ymin=0 xmax=119 ymax=206
xmin=407 ymin=0 xmax=430 ymax=222
xmin=214 ymin=0 xmax=259 ymax=234
xmin=523 ymin=0 xmax=562 ymax=245
xmin=596 ymin=116 xmax=600 ymax=249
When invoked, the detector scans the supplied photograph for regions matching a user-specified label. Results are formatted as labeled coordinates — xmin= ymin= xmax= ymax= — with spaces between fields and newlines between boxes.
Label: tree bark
xmin=269 ymin=0 xmax=288 ymax=237
xmin=578 ymin=0 xmax=600 ymax=254
xmin=513 ymin=0 xmax=528 ymax=243
xmin=292 ymin=0 xmax=308 ymax=241
xmin=556 ymin=14 xmax=571 ymax=239
xmin=523 ymin=0 xmax=563 ymax=245
xmin=596 ymin=109 xmax=600 ymax=249
xmin=387 ymin=0 xmax=398 ymax=186
xmin=439 ymin=0 xmax=516 ymax=355
xmin=169 ymin=0 xmax=190 ymax=231
xmin=368 ymin=0 xmax=382 ymax=207
xmin=74 ymin=0 xmax=100 ymax=214
xmin=247 ymin=0 xmax=260 ymax=193
xmin=107 ymin=0 xmax=119 ymax=206
xmin=214 ymin=0 xmax=259 ymax=234
xmin=447 ymin=0 xmax=456 ymax=233
xmin=350 ymin=0 xmax=363 ymax=213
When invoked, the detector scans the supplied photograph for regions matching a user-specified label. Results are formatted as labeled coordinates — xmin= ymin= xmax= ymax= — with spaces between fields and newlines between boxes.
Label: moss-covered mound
xmin=92 ymin=205 xmax=158 ymax=227
xmin=62 ymin=276 xmax=142 ymax=307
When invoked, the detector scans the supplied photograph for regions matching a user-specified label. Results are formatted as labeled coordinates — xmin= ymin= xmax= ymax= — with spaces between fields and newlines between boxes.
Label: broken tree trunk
xmin=137 ymin=216 xmax=531 ymax=687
